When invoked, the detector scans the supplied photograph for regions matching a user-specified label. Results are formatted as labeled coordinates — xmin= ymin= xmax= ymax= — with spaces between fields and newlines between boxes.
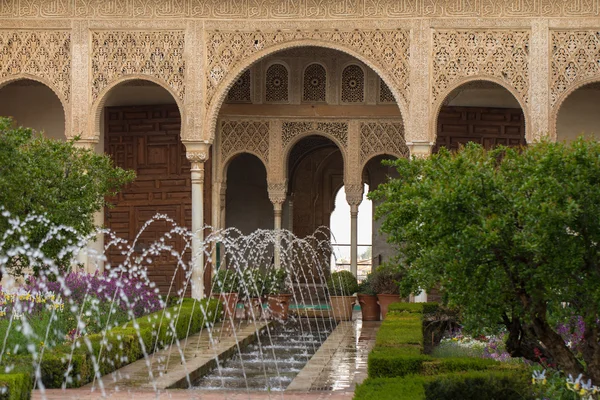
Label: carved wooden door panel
xmin=434 ymin=106 xmax=526 ymax=153
xmin=104 ymin=104 xmax=195 ymax=296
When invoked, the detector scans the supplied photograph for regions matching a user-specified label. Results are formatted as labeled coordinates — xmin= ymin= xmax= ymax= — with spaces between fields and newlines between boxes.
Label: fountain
xmin=0 ymin=209 xmax=360 ymax=397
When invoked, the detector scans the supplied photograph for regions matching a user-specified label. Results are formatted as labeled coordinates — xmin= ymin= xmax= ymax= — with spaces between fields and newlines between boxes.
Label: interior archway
xmin=0 ymin=79 xmax=66 ymax=141
xmin=556 ymin=82 xmax=600 ymax=142
xmin=101 ymin=79 xmax=210 ymax=296
xmin=225 ymin=153 xmax=272 ymax=234
xmin=434 ymin=80 xmax=526 ymax=152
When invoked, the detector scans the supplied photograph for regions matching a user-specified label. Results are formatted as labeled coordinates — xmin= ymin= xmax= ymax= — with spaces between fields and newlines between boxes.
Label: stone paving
xmin=287 ymin=317 xmax=380 ymax=392
xmin=83 ymin=320 xmax=271 ymax=391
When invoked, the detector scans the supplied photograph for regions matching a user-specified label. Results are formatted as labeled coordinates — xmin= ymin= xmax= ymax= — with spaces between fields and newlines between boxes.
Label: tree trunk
xmin=532 ymin=315 xmax=585 ymax=378
xmin=504 ymin=315 xmax=552 ymax=362
xmin=581 ymin=324 xmax=600 ymax=383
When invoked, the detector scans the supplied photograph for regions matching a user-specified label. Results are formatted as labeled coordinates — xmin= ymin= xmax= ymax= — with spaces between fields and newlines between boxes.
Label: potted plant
xmin=211 ymin=268 xmax=239 ymax=321
xmin=357 ymin=273 xmax=380 ymax=321
xmin=371 ymin=265 xmax=403 ymax=320
xmin=239 ymin=268 xmax=264 ymax=320
xmin=327 ymin=270 xmax=359 ymax=321
xmin=265 ymin=268 xmax=292 ymax=320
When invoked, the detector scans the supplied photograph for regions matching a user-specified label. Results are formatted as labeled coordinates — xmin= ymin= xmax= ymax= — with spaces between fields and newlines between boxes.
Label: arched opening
xmin=0 ymin=79 xmax=66 ymax=141
xmin=556 ymin=82 xmax=600 ymax=142
xmin=362 ymin=154 xmax=399 ymax=273
xmin=225 ymin=153 xmax=272 ymax=234
xmin=330 ymin=184 xmax=372 ymax=281
xmin=434 ymin=81 xmax=526 ymax=152
xmin=101 ymin=79 xmax=208 ymax=296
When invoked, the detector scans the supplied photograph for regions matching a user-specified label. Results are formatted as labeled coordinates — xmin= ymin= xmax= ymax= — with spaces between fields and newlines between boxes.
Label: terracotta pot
xmin=377 ymin=294 xmax=401 ymax=320
xmin=358 ymin=294 xmax=380 ymax=321
xmin=244 ymin=297 xmax=263 ymax=320
xmin=329 ymin=295 xmax=356 ymax=321
xmin=268 ymin=294 xmax=292 ymax=320
xmin=212 ymin=292 xmax=239 ymax=321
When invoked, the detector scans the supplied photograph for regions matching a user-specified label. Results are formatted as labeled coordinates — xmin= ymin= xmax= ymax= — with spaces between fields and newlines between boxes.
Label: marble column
xmin=185 ymin=142 xmax=210 ymax=299
xmin=345 ymin=184 xmax=364 ymax=277
xmin=268 ymin=183 xmax=287 ymax=270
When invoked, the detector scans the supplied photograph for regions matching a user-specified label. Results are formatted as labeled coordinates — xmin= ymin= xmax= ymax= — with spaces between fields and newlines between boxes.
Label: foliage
xmin=211 ymin=268 xmax=240 ymax=294
xmin=0 ymin=373 xmax=30 ymax=400
xmin=0 ymin=117 xmax=135 ymax=277
xmin=358 ymin=273 xmax=376 ymax=295
xmin=370 ymin=139 xmax=600 ymax=381
xmin=0 ymin=298 xmax=221 ymax=390
xmin=238 ymin=268 xmax=265 ymax=299
xmin=532 ymin=368 xmax=600 ymax=400
xmin=327 ymin=270 xmax=359 ymax=296
xmin=423 ymin=370 xmax=533 ymax=400
xmin=370 ymin=265 xmax=402 ymax=295
xmin=264 ymin=268 xmax=289 ymax=295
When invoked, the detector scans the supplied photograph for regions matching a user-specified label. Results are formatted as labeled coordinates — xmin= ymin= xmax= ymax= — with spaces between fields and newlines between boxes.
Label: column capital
xmin=407 ymin=141 xmax=434 ymax=159
xmin=182 ymin=140 xmax=211 ymax=163
xmin=268 ymin=182 xmax=287 ymax=206
xmin=345 ymin=183 xmax=364 ymax=207
xmin=73 ymin=138 xmax=99 ymax=150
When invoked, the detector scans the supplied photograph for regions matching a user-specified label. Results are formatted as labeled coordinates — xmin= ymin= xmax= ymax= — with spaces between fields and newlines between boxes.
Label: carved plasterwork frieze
xmin=432 ymin=29 xmax=530 ymax=104
xmin=0 ymin=30 xmax=71 ymax=103
xmin=220 ymin=119 xmax=270 ymax=166
xmin=550 ymin=30 xmax=600 ymax=108
xmin=282 ymin=121 xmax=348 ymax=149
xmin=360 ymin=121 xmax=409 ymax=166
xmin=1 ymin=0 xmax=599 ymax=19
xmin=205 ymin=28 xmax=409 ymax=110
xmin=90 ymin=30 xmax=185 ymax=102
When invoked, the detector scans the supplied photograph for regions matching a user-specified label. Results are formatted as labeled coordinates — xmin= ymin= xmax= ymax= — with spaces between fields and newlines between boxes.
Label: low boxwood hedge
xmin=0 ymin=297 xmax=222 ymax=397
xmin=355 ymin=370 xmax=533 ymax=400
xmin=0 ymin=373 xmax=30 ymax=400
xmin=361 ymin=301 xmax=532 ymax=399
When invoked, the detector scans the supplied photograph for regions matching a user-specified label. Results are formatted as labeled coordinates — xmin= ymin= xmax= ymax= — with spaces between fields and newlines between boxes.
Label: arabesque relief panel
xmin=1 ymin=0 xmax=599 ymax=18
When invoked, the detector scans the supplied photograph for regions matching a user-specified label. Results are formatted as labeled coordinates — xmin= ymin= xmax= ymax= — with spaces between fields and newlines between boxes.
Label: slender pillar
xmin=350 ymin=204 xmax=359 ymax=277
xmin=184 ymin=142 xmax=210 ymax=299
xmin=268 ymin=183 xmax=287 ymax=270
xmin=345 ymin=184 xmax=363 ymax=277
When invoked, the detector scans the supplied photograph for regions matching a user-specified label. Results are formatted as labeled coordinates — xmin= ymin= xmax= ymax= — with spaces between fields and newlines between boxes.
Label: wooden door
xmin=104 ymin=104 xmax=211 ymax=296
xmin=434 ymin=106 xmax=526 ymax=153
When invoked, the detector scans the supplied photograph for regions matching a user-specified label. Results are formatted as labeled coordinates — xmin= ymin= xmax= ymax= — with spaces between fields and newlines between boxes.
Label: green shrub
xmin=212 ymin=268 xmax=240 ymax=294
xmin=358 ymin=273 xmax=376 ymax=295
xmin=327 ymin=270 xmax=359 ymax=296
xmin=0 ymin=373 xmax=30 ymax=400
xmin=354 ymin=376 xmax=427 ymax=400
xmin=423 ymin=370 xmax=533 ymax=400
xmin=388 ymin=302 xmax=439 ymax=314
xmin=370 ymin=265 xmax=402 ymax=295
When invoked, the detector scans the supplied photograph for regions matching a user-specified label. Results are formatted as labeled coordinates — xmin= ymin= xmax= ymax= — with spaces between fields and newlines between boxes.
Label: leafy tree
xmin=0 ymin=117 xmax=135 ymax=277
xmin=370 ymin=139 xmax=600 ymax=382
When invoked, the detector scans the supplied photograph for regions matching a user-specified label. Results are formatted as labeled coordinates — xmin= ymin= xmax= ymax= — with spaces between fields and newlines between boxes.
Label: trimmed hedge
xmin=359 ymin=301 xmax=532 ymax=400
xmin=0 ymin=297 xmax=222 ymax=396
xmin=355 ymin=370 xmax=533 ymax=400
xmin=0 ymin=373 xmax=30 ymax=400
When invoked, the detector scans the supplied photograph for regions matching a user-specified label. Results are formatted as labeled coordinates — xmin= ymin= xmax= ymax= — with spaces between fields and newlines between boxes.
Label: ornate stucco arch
xmin=205 ymin=35 xmax=410 ymax=143
xmin=550 ymin=76 xmax=600 ymax=142
xmin=88 ymin=74 xmax=185 ymax=142
xmin=431 ymin=76 xmax=531 ymax=144
xmin=221 ymin=150 xmax=269 ymax=182
xmin=0 ymin=74 xmax=71 ymax=140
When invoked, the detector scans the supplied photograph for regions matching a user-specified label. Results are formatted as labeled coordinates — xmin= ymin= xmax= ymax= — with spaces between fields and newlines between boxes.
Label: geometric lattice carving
xmin=282 ymin=121 xmax=347 ymax=148
xmin=91 ymin=31 xmax=185 ymax=101
xmin=220 ymin=120 xmax=269 ymax=164
xmin=265 ymin=63 xmax=288 ymax=102
xmin=205 ymin=29 xmax=409 ymax=106
xmin=303 ymin=63 xmax=326 ymax=102
xmin=226 ymin=69 xmax=251 ymax=103
xmin=360 ymin=121 xmax=409 ymax=164
xmin=432 ymin=30 xmax=530 ymax=104
xmin=0 ymin=30 xmax=71 ymax=102
xmin=551 ymin=31 xmax=600 ymax=107
xmin=341 ymin=64 xmax=364 ymax=103
xmin=379 ymin=78 xmax=395 ymax=103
